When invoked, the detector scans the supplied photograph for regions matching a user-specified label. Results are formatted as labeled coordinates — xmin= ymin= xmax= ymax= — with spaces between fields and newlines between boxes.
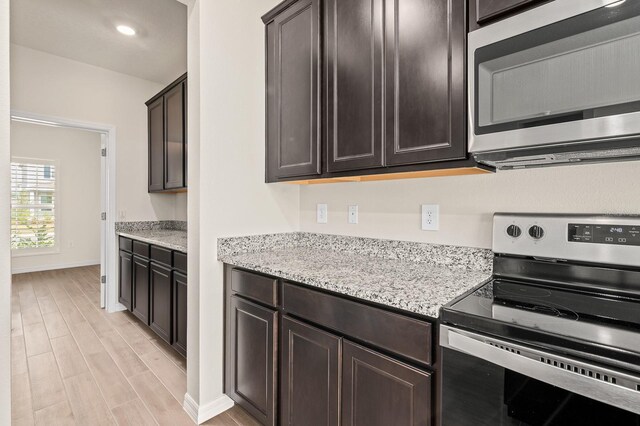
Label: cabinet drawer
xmin=119 ymin=236 xmax=132 ymax=252
xmin=282 ymin=282 xmax=432 ymax=365
xmin=150 ymin=245 xmax=172 ymax=266
xmin=231 ymin=269 xmax=278 ymax=307
xmin=133 ymin=241 xmax=150 ymax=258
xmin=174 ymin=251 xmax=187 ymax=274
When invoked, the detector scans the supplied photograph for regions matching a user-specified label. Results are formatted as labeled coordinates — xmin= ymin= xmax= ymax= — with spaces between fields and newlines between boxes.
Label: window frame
xmin=10 ymin=157 xmax=60 ymax=257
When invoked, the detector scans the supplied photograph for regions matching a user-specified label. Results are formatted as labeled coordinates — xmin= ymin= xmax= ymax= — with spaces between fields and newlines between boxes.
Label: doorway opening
xmin=10 ymin=111 xmax=118 ymax=311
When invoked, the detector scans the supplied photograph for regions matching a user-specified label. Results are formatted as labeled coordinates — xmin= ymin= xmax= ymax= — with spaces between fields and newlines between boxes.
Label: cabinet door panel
xmin=118 ymin=250 xmax=132 ymax=310
xmin=172 ymin=271 xmax=187 ymax=356
xmin=281 ymin=316 xmax=340 ymax=426
xmin=148 ymin=97 xmax=164 ymax=191
xmin=164 ymin=82 xmax=185 ymax=189
xmin=385 ymin=0 xmax=466 ymax=166
xmin=228 ymin=295 xmax=277 ymax=425
xmin=132 ymin=256 xmax=150 ymax=325
xmin=326 ymin=0 xmax=384 ymax=171
xmin=266 ymin=0 xmax=321 ymax=180
xmin=342 ymin=341 xmax=432 ymax=426
xmin=149 ymin=262 xmax=172 ymax=343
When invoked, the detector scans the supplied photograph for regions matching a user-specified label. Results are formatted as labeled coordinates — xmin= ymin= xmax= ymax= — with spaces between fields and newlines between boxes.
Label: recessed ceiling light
xmin=605 ymin=0 xmax=626 ymax=7
xmin=116 ymin=25 xmax=136 ymax=36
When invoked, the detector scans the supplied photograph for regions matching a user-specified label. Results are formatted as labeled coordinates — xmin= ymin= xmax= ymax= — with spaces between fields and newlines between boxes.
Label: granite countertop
xmin=118 ymin=229 xmax=187 ymax=253
xmin=218 ymin=233 xmax=492 ymax=318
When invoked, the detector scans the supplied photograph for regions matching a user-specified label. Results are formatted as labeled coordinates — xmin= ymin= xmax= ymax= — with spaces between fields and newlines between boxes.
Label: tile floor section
xmin=11 ymin=265 xmax=259 ymax=426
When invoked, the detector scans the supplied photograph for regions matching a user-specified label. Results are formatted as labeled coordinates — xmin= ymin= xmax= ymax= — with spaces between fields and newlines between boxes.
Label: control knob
xmin=528 ymin=225 xmax=545 ymax=240
xmin=506 ymin=225 xmax=522 ymax=238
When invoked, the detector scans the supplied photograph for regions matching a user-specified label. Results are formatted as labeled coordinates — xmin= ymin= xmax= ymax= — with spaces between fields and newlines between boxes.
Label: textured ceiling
xmin=10 ymin=0 xmax=187 ymax=85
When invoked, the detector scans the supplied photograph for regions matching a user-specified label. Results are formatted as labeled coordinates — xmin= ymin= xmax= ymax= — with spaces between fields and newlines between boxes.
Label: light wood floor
xmin=11 ymin=265 xmax=259 ymax=426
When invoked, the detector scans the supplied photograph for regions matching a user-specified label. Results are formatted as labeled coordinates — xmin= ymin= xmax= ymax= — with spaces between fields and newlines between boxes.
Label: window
xmin=11 ymin=159 xmax=57 ymax=250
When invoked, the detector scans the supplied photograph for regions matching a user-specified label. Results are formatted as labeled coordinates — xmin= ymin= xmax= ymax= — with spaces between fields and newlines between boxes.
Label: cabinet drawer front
xmin=119 ymin=236 xmax=132 ymax=252
xmin=150 ymin=245 xmax=172 ymax=266
xmin=133 ymin=241 xmax=150 ymax=258
xmin=174 ymin=251 xmax=187 ymax=274
xmin=282 ymin=282 xmax=432 ymax=365
xmin=231 ymin=269 xmax=278 ymax=307
xmin=342 ymin=340 xmax=432 ymax=426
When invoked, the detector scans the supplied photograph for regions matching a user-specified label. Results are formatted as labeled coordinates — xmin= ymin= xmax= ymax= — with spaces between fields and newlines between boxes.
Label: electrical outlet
xmin=348 ymin=205 xmax=358 ymax=224
xmin=317 ymin=204 xmax=328 ymax=224
xmin=119 ymin=210 xmax=127 ymax=220
xmin=421 ymin=204 xmax=439 ymax=231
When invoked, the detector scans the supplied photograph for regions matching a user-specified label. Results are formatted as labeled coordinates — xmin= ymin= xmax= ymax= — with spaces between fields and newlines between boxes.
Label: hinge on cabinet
xmin=101 ymin=275 xmax=106 ymax=284
xmin=101 ymin=148 xmax=107 ymax=157
xmin=101 ymin=212 xmax=106 ymax=221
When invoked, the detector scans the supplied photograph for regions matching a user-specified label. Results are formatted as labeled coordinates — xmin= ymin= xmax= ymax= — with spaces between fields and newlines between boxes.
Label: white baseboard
xmin=11 ymin=259 xmax=100 ymax=275
xmin=183 ymin=393 xmax=234 ymax=424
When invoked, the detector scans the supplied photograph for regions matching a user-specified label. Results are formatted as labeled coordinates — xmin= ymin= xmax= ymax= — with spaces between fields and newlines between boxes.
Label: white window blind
xmin=11 ymin=160 xmax=57 ymax=250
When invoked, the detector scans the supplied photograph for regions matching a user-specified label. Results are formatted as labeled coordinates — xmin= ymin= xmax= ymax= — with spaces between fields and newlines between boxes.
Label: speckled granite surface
xmin=115 ymin=220 xmax=187 ymax=232
xmin=219 ymin=232 xmax=493 ymax=273
xmin=218 ymin=233 xmax=492 ymax=318
xmin=117 ymin=228 xmax=187 ymax=252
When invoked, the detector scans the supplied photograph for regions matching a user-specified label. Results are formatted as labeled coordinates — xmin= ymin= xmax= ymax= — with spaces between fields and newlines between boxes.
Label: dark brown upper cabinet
xmin=469 ymin=0 xmax=549 ymax=30
xmin=385 ymin=0 xmax=466 ymax=166
xmin=146 ymin=73 xmax=187 ymax=193
xmin=263 ymin=0 xmax=480 ymax=183
xmin=325 ymin=0 xmax=385 ymax=172
xmin=148 ymin=97 xmax=164 ymax=192
xmin=264 ymin=0 xmax=321 ymax=181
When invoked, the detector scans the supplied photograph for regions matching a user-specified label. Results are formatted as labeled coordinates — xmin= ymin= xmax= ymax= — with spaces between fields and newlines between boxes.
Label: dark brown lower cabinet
xmin=228 ymin=295 xmax=278 ymax=426
xmin=342 ymin=341 xmax=432 ymax=426
xmin=118 ymin=250 xmax=132 ymax=310
xmin=132 ymin=255 xmax=150 ymax=325
xmin=225 ymin=264 xmax=436 ymax=426
xmin=280 ymin=316 xmax=340 ymax=426
xmin=172 ymin=271 xmax=188 ymax=356
xmin=150 ymin=262 xmax=172 ymax=343
xmin=119 ymin=238 xmax=187 ymax=357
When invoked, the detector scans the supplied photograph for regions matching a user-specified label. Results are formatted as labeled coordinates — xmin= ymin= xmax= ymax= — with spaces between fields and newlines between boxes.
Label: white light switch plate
xmin=421 ymin=204 xmax=439 ymax=231
xmin=348 ymin=205 xmax=358 ymax=224
xmin=317 ymin=204 xmax=328 ymax=224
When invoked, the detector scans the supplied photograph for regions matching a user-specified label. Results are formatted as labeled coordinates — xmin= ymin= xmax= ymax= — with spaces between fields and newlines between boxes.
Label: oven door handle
xmin=440 ymin=325 xmax=640 ymax=415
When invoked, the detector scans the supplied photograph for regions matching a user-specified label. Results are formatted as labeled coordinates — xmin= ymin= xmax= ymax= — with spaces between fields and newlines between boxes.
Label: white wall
xmin=10 ymin=121 xmax=101 ymax=273
xmin=300 ymin=161 xmax=640 ymax=248
xmin=186 ymin=0 xmax=299 ymax=420
xmin=0 ymin=0 xmax=12 ymax=420
xmin=10 ymin=44 xmax=186 ymax=222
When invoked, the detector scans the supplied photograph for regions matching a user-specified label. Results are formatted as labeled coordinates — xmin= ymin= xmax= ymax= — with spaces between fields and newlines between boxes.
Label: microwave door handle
xmin=440 ymin=325 xmax=640 ymax=415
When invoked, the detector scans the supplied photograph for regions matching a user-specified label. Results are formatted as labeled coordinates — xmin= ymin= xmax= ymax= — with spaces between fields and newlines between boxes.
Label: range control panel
xmin=493 ymin=214 xmax=640 ymax=268
xmin=568 ymin=224 xmax=640 ymax=246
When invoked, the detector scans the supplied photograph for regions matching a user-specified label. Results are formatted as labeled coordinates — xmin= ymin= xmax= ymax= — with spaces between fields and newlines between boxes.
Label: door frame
xmin=10 ymin=110 xmax=122 ymax=312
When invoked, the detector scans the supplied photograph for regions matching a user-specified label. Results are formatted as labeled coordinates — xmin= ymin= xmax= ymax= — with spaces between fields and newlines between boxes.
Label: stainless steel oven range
xmin=440 ymin=213 xmax=640 ymax=425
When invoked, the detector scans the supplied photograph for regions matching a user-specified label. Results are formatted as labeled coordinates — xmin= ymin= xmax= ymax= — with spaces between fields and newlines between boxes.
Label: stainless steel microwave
xmin=468 ymin=0 xmax=640 ymax=169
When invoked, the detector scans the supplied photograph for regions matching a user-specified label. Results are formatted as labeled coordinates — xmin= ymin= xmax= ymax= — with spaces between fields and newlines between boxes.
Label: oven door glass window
xmin=442 ymin=348 xmax=640 ymax=426
xmin=475 ymin=1 xmax=640 ymax=135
